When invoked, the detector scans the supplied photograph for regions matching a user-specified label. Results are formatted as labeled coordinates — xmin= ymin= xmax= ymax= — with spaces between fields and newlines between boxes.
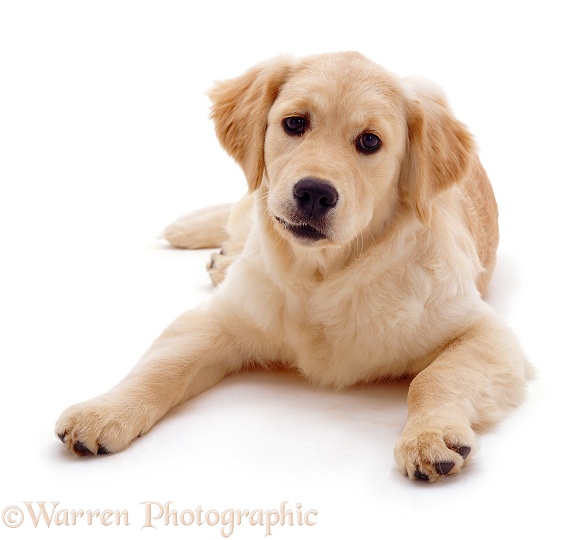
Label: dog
xmin=56 ymin=52 xmax=533 ymax=482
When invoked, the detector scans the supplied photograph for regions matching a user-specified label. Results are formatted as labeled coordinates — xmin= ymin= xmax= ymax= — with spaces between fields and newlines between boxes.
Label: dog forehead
xmin=295 ymin=51 xmax=394 ymax=82
xmin=274 ymin=53 xmax=406 ymax=120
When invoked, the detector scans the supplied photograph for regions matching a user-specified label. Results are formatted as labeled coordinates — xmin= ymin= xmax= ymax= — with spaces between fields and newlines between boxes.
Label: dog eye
xmin=283 ymin=116 xmax=307 ymax=136
xmin=356 ymin=133 xmax=382 ymax=153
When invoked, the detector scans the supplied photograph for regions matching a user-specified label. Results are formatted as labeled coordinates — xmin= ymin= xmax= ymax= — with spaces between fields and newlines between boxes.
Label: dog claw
xmin=414 ymin=470 xmax=430 ymax=481
xmin=97 ymin=445 xmax=111 ymax=455
xmin=57 ymin=432 xmax=67 ymax=443
xmin=456 ymin=446 xmax=471 ymax=459
xmin=435 ymin=461 xmax=455 ymax=476
xmin=73 ymin=441 xmax=93 ymax=456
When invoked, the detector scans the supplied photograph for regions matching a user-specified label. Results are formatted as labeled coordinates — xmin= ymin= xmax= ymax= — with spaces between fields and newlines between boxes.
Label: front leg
xmin=56 ymin=307 xmax=242 ymax=456
xmin=395 ymin=314 xmax=532 ymax=482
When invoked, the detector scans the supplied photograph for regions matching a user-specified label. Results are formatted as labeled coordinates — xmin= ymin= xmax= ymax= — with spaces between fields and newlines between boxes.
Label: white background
xmin=1 ymin=1 xmax=566 ymax=538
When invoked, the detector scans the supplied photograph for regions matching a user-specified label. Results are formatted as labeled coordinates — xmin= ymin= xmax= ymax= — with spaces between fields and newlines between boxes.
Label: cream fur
xmin=56 ymin=52 xmax=532 ymax=482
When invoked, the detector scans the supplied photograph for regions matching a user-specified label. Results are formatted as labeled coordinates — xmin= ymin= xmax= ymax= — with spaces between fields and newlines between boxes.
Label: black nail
xmin=414 ymin=470 xmax=429 ymax=481
xmin=73 ymin=441 xmax=93 ymax=456
xmin=97 ymin=445 xmax=110 ymax=455
xmin=57 ymin=432 xmax=67 ymax=443
xmin=456 ymin=446 xmax=471 ymax=459
xmin=435 ymin=461 xmax=455 ymax=476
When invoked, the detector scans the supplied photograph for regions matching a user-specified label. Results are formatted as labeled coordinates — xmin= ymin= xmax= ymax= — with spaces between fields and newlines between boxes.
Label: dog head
xmin=210 ymin=52 xmax=474 ymax=247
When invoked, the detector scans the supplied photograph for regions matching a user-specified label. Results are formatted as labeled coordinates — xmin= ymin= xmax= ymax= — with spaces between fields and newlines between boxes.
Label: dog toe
xmin=73 ymin=441 xmax=94 ymax=456
xmin=414 ymin=470 xmax=430 ymax=481
xmin=55 ymin=397 xmax=145 ymax=457
xmin=455 ymin=445 xmax=471 ymax=459
xmin=395 ymin=421 xmax=476 ymax=482
xmin=435 ymin=461 xmax=455 ymax=476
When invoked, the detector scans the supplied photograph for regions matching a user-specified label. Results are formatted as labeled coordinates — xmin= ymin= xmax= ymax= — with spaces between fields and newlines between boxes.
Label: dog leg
xmin=394 ymin=313 xmax=532 ymax=482
xmin=206 ymin=193 xmax=254 ymax=285
xmin=162 ymin=203 xmax=233 ymax=249
xmin=55 ymin=307 xmax=242 ymax=456
xmin=163 ymin=195 xmax=253 ymax=285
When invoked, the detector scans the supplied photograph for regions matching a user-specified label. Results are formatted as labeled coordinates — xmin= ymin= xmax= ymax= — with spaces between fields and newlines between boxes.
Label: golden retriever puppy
xmin=56 ymin=52 xmax=532 ymax=482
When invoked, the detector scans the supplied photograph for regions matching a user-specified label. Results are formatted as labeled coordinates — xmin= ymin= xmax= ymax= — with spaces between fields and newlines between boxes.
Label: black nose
xmin=293 ymin=178 xmax=338 ymax=219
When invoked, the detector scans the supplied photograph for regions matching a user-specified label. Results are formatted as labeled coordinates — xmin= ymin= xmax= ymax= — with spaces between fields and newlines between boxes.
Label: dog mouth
xmin=274 ymin=216 xmax=327 ymax=241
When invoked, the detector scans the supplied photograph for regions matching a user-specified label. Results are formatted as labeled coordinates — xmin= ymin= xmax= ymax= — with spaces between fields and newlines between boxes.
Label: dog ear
xmin=209 ymin=57 xmax=294 ymax=192
xmin=400 ymin=79 xmax=475 ymax=224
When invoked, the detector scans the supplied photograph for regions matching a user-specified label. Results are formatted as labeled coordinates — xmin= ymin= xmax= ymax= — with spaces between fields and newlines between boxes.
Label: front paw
xmin=394 ymin=420 xmax=475 ymax=482
xmin=206 ymin=249 xmax=234 ymax=286
xmin=55 ymin=396 xmax=145 ymax=456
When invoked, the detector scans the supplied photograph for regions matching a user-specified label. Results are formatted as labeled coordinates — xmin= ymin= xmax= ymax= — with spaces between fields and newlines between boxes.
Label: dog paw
xmin=394 ymin=420 xmax=475 ymax=482
xmin=55 ymin=397 xmax=145 ymax=456
xmin=206 ymin=249 xmax=235 ymax=286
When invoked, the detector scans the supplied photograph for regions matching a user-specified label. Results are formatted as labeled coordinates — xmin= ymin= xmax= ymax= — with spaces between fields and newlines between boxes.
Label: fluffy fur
xmin=56 ymin=52 xmax=532 ymax=482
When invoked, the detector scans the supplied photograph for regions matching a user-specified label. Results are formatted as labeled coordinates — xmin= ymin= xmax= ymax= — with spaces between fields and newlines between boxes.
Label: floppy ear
xmin=209 ymin=57 xmax=294 ymax=192
xmin=400 ymin=79 xmax=475 ymax=224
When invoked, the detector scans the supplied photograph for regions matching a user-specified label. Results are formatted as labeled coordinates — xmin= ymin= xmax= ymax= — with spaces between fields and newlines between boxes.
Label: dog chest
xmin=217 ymin=226 xmax=484 ymax=387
